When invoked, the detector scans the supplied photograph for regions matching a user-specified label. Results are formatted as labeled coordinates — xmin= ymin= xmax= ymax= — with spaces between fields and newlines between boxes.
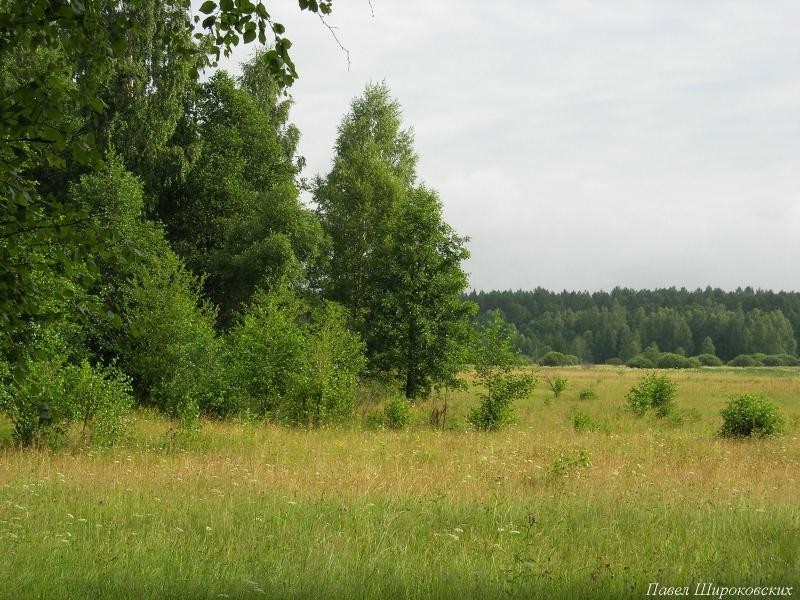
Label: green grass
xmin=1 ymin=367 xmax=799 ymax=598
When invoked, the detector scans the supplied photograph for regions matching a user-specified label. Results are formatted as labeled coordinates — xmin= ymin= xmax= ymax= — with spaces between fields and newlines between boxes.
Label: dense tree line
xmin=0 ymin=1 xmax=476 ymax=444
xmin=471 ymin=288 xmax=800 ymax=363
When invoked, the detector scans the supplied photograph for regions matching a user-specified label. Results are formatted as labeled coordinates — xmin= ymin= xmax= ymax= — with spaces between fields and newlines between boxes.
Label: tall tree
xmin=314 ymin=82 xmax=417 ymax=323
xmin=366 ymin=186 xmax=475 ymax=398
xmin=316 ymin=85 xmax=474 ymax=397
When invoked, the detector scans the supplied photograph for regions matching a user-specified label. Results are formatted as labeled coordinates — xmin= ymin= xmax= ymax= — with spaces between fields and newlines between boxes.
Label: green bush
xmin=578 ymin=389 xmax=596 ymax=400
xmin=538 ymin=351 xmax=578 ymax=367
xmin=719 ymin=394 xmax=783 ymax=438
xmin=572 ymin=410 xmax=598 ymax=432
xmin=695 ymin=353 xmax=723 ymax=367
xmin=546 ymin=375 xmax=568 ymax=398
xmin=229 ymin=289 xmax=365 ymax=427
xmin=626 ymin=372 xmax=677 ymax=417
xmin=62 ymin=360 xmax=134 ymax=446
xmin=728 ymin=354 xmax=761 ymax=367
xmin=604 ymin=357 xmax=623 ymax=366
xmin=383 ymin=397 xmax=412 ymax=430
xmin=761 ymin=354 xmax=800 ymax=367
xmin=626 ymin=355 xmax=654 ymax=369
xmin=1 ymin=359 xmax=68 ymax=446
xmin=656 ymin=353 xmax=690 ymax=369
xmin=0 ymin=358 xmax=134 ymax=447
xmin=468 ymin=313 xmax=536 ymax=431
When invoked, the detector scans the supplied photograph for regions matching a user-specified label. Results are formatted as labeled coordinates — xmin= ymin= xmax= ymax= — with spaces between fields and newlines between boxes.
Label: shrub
xmin=1 ymin=359 xmax=69 ymax=446
xmin=656 ymin=353 xmax=689 ymax=369
xmin=695 ymin=353 xmax=723 ymax=367
xmin=604 ymin=357 xmax=623 ymax=366
xmin=728 ymin=354 xmax=764 ymax=367
xmin=578 ymin=389 xmax=596 ymax=400
xmin=572 ymin=410 xmax=598 ymax=432
xmin=468 ymin=313 xmax=537 ymax=431
xmin=0 ymin=358 xmax=134 ymax=447
xmin=62 ymin=360 xmax=134 ymax=446
xmin=229 ymin=289 xmax=365 ymax=427
xmin=545 ymin=375 xmax=568 ymax=398
xmin=626 ymin=355 xmax=654 ymax=369
xmin=539 ymin=351 xmax=578 ymax=367
xmin=626 ymin=372 xmax=677 ymax=417
xmin=719 ymin=394 xmax=784 ymax=438
xmin=761 ymin=354 xmax=800 ymax=367
xmin=383 ymin=397 xmax=412 ymax=429
xmin=468 ymin=374 xmax=535 ymax=431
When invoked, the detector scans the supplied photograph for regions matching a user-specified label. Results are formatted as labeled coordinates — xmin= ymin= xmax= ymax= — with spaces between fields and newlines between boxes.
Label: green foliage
xmin=0 ymin=353 xmax=134 ymax=447
xmin=472 ymin=289 xmax=800 ymax=364
xmin=539 ymin=351 xmax=578 ymax=367
xmin=572 ymin=410 xmax=599 ymax=432
xmin=656 ymin=353 xmax=690 ymax=369
xmin=161 ymin=70 xmax=322 ymax=322
xmin=364 ymin=186 xmax=476 ymax=399
xmin=719 ymin=394 xmax=784 ymax=438
xmin=62 ymin=360 xmax=134 ymax=446
xmin=118 ymin=253 xmax=228 ymax=422
xmin=383 ymin=397 xmax=412 ymax=430
xmin=0 ymin=0 xmax=323 ymax=348
xmin=626 ymin=355 xmax=654 ymax=369
xmin=626 ymin=372 xmax=677 ymax=417
xmin=548 ymin=448 xmax=592 ymax=481
xmin=229 ymin=288 xmax=365 ymax=426
xmin=545 ymin=376 xmax=568 ymax=398
xmin=695 ymin=353 xmax=723 ymax=367
xmin=468 ymin=313 xmax=536 ymax=431
xmin=578 ymin=389 xmax=597 ymax=400
xmin=315 ymin=84 xmax=473 ymax=398
xmin=728 ymin=354 xmax=761 ymax=367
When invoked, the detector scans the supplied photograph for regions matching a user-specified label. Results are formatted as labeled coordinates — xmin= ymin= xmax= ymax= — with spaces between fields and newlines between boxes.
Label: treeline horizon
xmin=470 ymin=287 xmax=800 ymax=363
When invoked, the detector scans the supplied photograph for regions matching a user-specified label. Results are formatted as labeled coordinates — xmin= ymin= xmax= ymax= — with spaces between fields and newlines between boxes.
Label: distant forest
xmin=470 ymin=288 xmax=800 ymax=363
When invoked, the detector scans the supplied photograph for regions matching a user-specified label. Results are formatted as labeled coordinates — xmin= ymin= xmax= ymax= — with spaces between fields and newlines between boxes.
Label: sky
xmin=214 ymin=1 xmax=800 ymax=292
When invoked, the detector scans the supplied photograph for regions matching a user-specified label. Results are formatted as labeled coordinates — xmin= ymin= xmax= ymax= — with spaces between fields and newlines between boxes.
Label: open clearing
xmin=1 ymin=367 xmax=799 ymax=599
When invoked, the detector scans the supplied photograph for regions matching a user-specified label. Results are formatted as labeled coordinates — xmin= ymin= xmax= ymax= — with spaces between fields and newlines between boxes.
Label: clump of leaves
xmin=548 ymin=448 xmax=592 ymax=481
xmin=544 ymin=375 xmax=567 ymax=398
xmin=578 ymin=389 xmax=596 ymax=400
xmin=719 ymin=394 xmax=783 ymax=438
xmin=468 ymin=312 xmax=536 ymax=431
xmin=626 ymin=372 xmax=677 ymax=417
xmin=571 ymin=410 xmax=599 ymax=432
xmin=384 ymin=397 xmax=412 ymax=430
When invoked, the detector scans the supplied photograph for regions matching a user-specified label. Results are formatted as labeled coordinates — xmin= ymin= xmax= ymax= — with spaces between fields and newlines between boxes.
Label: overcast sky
xmin=215 ymin=1 xmax=800 ymax=292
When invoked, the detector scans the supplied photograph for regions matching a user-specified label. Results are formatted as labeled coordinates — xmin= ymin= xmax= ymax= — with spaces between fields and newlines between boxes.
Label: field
xmin=1 ymin=367 xmax=799 ymax=599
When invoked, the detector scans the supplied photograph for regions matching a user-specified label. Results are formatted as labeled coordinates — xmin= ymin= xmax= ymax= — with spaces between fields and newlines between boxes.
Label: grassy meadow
xmin=1 ymin=366 xmax=799 ymax=599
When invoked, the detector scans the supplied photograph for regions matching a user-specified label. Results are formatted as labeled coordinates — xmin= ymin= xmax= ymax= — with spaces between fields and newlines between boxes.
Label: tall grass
xmin=1 ymin=367 xmax=798 ymax=598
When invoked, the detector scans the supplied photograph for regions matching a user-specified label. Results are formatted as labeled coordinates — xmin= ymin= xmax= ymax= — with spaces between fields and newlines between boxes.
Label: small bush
xmin=572 ymin=410 xmax=598 ymax=432
xmin=604 ymin=357 xmax=623 ymax=366
xmin=63 ymin=360 xmax=134 ymax=446
xmin=728 ymin=354 xmax=761 ymax=367
xmin=468 ymin=374 xmax=536 ymax=430
xmin=719 ymin=394 xmax=783 ymax=438
xmin=548 ymin=448 xmax=592 ymax=481
xmin=539 ymin=351 xmax=578 ymax=367
xmin=695 ymin=353 xmax=723 ymax=367
xmin=468 ymin=312 xmax=537 ymax=431
xmin=761 ymin=354 xmax=800 ymax=367
xmin=383 ymin=397 xmax=412 ymax=430
xmin=626 ymin=355 xmax=654 ymax=369
xmin=626 ymin=372 xmax=677 ymax=417
xmin=545 ymin=375 xmax=567 ymax=398
xmin=578 ymin=389 xmax=596 ymax=400
xmin=656 ymin=353 xmax=689 ymax=369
